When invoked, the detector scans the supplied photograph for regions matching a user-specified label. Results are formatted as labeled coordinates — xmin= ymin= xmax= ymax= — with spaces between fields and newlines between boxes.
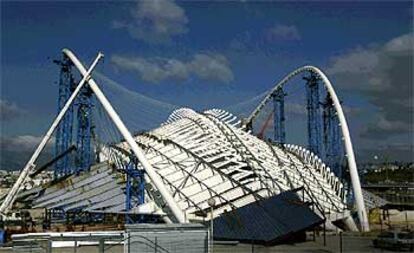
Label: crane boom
xmin=257 ymin=111 xmax=273 ymax=139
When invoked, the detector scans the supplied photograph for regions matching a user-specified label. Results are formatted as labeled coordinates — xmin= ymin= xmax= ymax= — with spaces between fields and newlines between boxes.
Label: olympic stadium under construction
xmin=0 ymin=49 xmax=381 ymax=247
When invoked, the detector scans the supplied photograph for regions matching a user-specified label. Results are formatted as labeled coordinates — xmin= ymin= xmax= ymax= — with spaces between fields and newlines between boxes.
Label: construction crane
xmin=257 ymin=110 xmax=273 ymax=140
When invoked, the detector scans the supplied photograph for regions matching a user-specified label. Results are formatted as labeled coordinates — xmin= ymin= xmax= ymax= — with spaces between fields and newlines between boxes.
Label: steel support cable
xmin=97 ymin=112 xmax=116 ymax=143
xmin=287 ymin=164 xmax=326 ymax=215
xmin=225 ymin=90 xmax=269 ymax=116
xmin=280 ymin=148 xmax=327 ymax=193
xmin=96 ymin=98 xmax=164 ymax=133
xmin=287 ymin=145 xmax=344 ymax=198
xmin=266 ymin=143 xmax=311 ymax=190
xmin=94 ymin=72 xmax=177 ymax=122
xmin=96 ymin=103 xmax=120 ymax=143
xmin=229 ymin=135 xmax=290 ymax=188
xmin=265 ymin=142 xmax=327 ymax=214
xmin=94 ymin=72 xmax=177 ymax=110
xmin=99 ymin=95 xmax=160 ymax=134
xmin=281 ymin=148 xmax=341 ymax=212
xmin=97 ymin=71 xmax=177 ymax=127
xmin=283 ymin=148 xmax=336 ymax=205
xmin=202 ymin=113 xmax=285 ymax=195
xmin=245 ymin=68 xmax=310 ymax=124
xmin=64 ymin=48 xmax=186 ymax=223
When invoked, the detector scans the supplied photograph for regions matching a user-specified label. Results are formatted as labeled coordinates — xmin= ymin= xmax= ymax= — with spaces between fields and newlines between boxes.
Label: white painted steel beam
xmin=0 ymin=52 xmax=104 ymax=216
xmin=62 ymin=48 xmax=187 ymax=223
xmin=104 ymin=108 xmax=349 ymax=223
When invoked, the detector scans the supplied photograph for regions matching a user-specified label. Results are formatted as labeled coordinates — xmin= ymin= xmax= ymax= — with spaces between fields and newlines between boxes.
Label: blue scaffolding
xmin=54 ymin=55 xmax=75 ymax=177
xmin=304 ymin=73 xmax=323 ymax=159
xmin=75 ymin=86 xmax=94 ymax=173
xmin=54 ymin=54 xmax=94 ymax=178
xmin=273 ymin=88 xmax=286 ymax=144
xmin=323 ymin=94 xmax=343 ymax=177
xmin=125 ymin=160 xmax=145 ymax=224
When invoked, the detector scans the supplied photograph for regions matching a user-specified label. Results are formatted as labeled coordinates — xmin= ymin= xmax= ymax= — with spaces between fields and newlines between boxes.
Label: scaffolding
xmin=273 ymin=88 xmax=286 ymax=144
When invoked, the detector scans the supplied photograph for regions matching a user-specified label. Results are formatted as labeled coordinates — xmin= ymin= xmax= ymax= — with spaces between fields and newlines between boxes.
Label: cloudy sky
xmin=1 ymin=1 xmax=413 ymax=170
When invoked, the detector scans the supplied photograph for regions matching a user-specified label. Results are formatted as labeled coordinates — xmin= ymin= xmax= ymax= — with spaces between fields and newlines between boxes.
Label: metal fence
xmin=12 ymin=231 xmax=124 ymax=253
xmin=11 ymin=229 xmax=413 ymax=253
xmin=124 ymin=223 xmax=209 ymax=253
xmin=11 ymin=224 xmax=209 ymax=253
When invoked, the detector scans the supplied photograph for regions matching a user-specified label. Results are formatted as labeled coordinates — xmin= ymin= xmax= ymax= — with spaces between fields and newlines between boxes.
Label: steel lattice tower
xmin=75 ymin=86 xmax=94 ymax=173
xmin=125 ymin=160 xmax=145 ymax=223
xmin=54 ymin=55 xmax=75 ymax=177
xmin=304 ymin=73 xmax=323 ymax=159
xmin=54 ymin=54 xmax=94 ymax=177
xmin=273 ymin=88 xmax=286 ymax=144
xmin=323 ymin=94 xmax=343 ymax=177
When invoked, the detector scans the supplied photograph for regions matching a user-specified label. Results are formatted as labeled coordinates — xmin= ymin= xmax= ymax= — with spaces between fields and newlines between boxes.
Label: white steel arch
xmin=244 ymin=66 xmax=369 ymax=232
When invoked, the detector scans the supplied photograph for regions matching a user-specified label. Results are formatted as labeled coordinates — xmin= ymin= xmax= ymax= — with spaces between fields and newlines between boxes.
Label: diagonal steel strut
xmin=0 ymin=52 xmax=104 ymax=215
xmin=62 ymin=49 xmax=187 ymax=223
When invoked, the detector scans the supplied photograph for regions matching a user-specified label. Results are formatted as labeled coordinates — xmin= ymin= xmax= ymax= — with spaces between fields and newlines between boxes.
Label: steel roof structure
xmin=3 ymin=49 xmax=368 ymax=233
xmin=102 ymin=108 xmax=350 ymax=226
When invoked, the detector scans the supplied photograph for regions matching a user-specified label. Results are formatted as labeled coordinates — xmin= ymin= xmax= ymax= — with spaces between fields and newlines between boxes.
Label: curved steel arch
xmin=245 ymin=66 xmax=369 ymax=231
xmin=62 ymin=48 xmax=187 ymax=223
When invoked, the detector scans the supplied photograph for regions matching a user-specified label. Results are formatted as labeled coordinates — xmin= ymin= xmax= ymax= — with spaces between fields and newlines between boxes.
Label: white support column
xmin=308 ymin=67 xmax=369 ymax=232
xmin=62 ymin=48 xmax=187 ymax=223
xmin=0 ymin=52 xmax=104 ymax=215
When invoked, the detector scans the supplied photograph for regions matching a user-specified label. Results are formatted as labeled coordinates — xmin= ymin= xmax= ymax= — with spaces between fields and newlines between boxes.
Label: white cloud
xmin=111 ymin=56 xmax=189 ymax=83
xmin=0 ymin=135 xmax=54 ymax=170
xmin=0 ymin=99 xmax=25 ymax=121
xmin=187 ymin=54 xmax=234 ymax=84
xmin=327 ymin=48 xmax=379 ymax=76
xmin=326 ymin=33 xmax=413 ymax=140
xmin=286 ymin=102 xmax=306 ymax=115
xmin=0 ymin=135 xmax=54 ymax=152
xmin=265 ymin=24 xmax=301 ymax=42
xmin=384 ymin=33 xmax=413 ymax=53
xmin=111 ymin=53 xmax=234 ymax=84
xmin=113 ymin=0 xmax=188 ymax=44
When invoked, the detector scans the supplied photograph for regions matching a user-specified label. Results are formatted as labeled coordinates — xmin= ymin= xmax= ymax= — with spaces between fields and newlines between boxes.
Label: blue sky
xmin=1 ymin=1 xmax=413 ymax=169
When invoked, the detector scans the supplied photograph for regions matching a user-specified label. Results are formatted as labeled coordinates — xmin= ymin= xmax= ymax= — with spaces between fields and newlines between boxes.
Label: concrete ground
xmin=215 ymin=234 xmax=404 ymax=253
xmin=0 ymin=234 xmax=408 ymax=252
